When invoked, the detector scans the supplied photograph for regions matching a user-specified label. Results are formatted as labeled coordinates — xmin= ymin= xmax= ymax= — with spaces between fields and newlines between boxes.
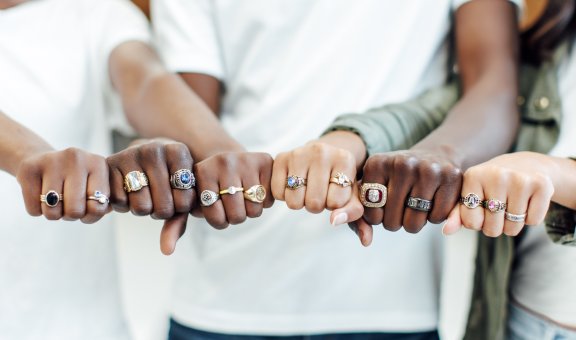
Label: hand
xmin=272 ymin=141 xmax=358 ymax=214
xmin=193 ymin=151 xmax=274 ymax=229
xmin=107 ymin=139 xmax=196 ymax=218
xmin=16 ymin=148 xmax=111 ymax=223
xmin=443 ymin=152 xmax=555 ymax=237
xmin=360 ymin=150 xmax=462 ymax=237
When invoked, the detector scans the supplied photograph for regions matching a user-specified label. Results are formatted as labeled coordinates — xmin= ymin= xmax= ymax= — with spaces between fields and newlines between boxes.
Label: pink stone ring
xmin=482 ymin=198 xmax=507 ymax=213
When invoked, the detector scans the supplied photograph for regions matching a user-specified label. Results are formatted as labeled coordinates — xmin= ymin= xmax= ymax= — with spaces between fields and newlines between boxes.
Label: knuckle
xmin=286 ymin=200 xmax=304 ymax=210
xmin=404 ymin=222 xmax=425 ymax=234
xmin=383 ymin=223 xmax=402 ymax=232
xmin=227 ymin=212 xmax=247 ymax=225
xmin=305 ymin=198 xmax=325 ymax=214
xmin=207 ymin=216 xmax=229 ymax=230
xmin=483 ymin=228 xmax=502 ymax=238
xmin=363 ymin=155 xmax=385 ymax=177
xmin=393 ymin=155 xmax=417 ymax=174
xmin=44 ymin=212 xmax=62 ymax=221
xmin=153 ymin=205 xmax=175 ymax=219
xmin=165 ymin=143 xmax=192 ymax=164
xmin=326 ymin=196 xmax=347 ymax=210
xmin=428 ymin=211 xmax=448 ymax=224
xmin=65 ymin=207 xmax=85 ymax=220
xmin=131 ymin=202 xmax=153 ymax=216
xmin=139 ymin=142 xmax=164 ymax=162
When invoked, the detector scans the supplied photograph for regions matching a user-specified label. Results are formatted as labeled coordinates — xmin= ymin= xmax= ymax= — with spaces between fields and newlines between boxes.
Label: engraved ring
xmin=359 ymin=183 xmax=387 ymax=208
xmin=200 ymin=190 xmax=219 ymax=207
xmin=461 ymin=193 xmax=482 ymax=209
xmin=170 ymin=169 xmax=195 ymax=190
xmin=406 ymin=196 xmax=433 ymax=212
xmin=244 ymin=185 xmax=266 ymax=203
xmin=505 ymin=211 xmax=526 ymax=223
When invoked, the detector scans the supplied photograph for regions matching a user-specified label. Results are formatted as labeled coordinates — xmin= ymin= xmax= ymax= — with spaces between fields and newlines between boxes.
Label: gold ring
xmin=359 ymin=183 xmax=387 ymax=208
xmin=219 ymin=186 xmax=244 ymax=195
xmin=329 ymin=172 xmax=353 ymax=187
xmin=40 ymin=190 xmax=63 ymax=207
xmin=124 ymin=171 xmax=149 ymax=193
xmin=243 ymin=185 xmax=266 ymax=203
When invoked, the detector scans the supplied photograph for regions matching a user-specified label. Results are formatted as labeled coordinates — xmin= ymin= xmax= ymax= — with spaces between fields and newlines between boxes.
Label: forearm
xmin=0 ymin=111 xmax=53 ymax=176
xmin=109 ymin=41 xmax=243 ymax=162
xmin=413 ymin=0 xmax=519 ymax=170
xmin=547 ymin=155 xmax=576 ymax=210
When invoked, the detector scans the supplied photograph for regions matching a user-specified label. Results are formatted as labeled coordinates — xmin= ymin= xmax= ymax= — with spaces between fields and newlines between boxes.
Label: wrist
xmin=11 ymin=143 xmax=53 ymax=176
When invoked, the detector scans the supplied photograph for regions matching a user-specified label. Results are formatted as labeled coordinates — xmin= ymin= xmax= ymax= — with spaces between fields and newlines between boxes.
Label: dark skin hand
xmin=354 ymin=0 xmax=519 ymax=243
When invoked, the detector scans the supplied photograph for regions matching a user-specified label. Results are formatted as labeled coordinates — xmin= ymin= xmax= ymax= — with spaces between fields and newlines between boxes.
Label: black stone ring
xmin=40 ymin=190 xmax=63 ymax=208
xmin=406 ymin=196 xmax=432 ymax=212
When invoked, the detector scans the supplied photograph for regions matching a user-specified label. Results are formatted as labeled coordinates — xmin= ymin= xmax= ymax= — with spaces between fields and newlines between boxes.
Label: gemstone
xmin=488 ymin=200 xmax=496 ymax=210
xmin=127 ymin=173 xmax=142 ymax=191
xmin=367 ymin=189 xmax=382 ymax=203
xmin=228 ymin=186 xmax=237 ymax=194
xmin=46 ymin=191 xmax=59 ymax=207
xmin=180 ymin=172 xmax=191 ymax=185
xmin=287 ymin=176 xmax=297 ymax=188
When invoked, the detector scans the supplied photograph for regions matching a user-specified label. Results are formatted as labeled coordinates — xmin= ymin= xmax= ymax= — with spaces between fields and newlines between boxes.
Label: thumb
xmin=442 ymin=204 xmax=462 ymax=236
xmin=330 ymin=184 xmax=364 ymax=226
xmin=353 ymin=217 xmax=374 ymax=247
xmin=160 ymin=213 xmax=188 ymax=255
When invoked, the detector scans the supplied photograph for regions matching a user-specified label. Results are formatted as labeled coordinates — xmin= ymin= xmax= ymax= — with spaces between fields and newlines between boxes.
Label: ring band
xmin=87 ymin=191 xmax=109 ymax=205
xmin=170 ymin=169 xmax=195 ymax=190
xmin=406 ymin=196 xmax=432 ymax=212
xmin=200 ymin=190 xmax=219 ymax=207
xmin=219 ymin=186 xmax=244 ymax=195
xmin=124 ymin=171 xmax=149 ymax=193
xmin=505 ymin=211 xmax=526 ymax=223
xmin=329 ymin=172 xmax=353 ymax=187
xmin=461 ymin=193 xmax=482 ymax=209
xmin=40 ymin=190 xmax=63 ymax=207
xmin=286 ymin=175 xmax=306 ymax=190
xmin=359 ymin=183 xmax=387 ymax=208
xmin=244 ymin=185 xmax=266 ymax=203
xmin=482 ymin=199 xmax=507 ymax=213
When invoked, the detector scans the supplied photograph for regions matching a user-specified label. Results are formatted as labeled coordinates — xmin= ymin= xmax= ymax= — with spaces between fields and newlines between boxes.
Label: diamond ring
xmin=124 ymin=171 xmax=149 ymax=193
xmin=359 ymin=183 xmax=387 ymax=208
xmin=87 ymin=191 xmax=109 ymax=205
xmin=286 ymin=175 xmax=306 ymax=190
xmin=329 ymin=172 xmax=353 ymax=187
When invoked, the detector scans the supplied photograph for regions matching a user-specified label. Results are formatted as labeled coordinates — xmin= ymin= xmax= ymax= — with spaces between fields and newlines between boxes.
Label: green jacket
xmin=326 ymin=46 xmax=576 ymax=339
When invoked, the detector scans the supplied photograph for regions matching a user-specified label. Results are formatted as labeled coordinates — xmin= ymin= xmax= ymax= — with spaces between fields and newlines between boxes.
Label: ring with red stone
xmin=359 ymin=183 xmax=387 ymax=208
xmin=482 ymin=198 xmax=507 ymax=213
xmin=40 ymin=190 xmax=63 ymax=208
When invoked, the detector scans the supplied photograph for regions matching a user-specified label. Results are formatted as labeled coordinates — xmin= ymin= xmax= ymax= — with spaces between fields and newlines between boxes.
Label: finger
xmin=271 ymin=153 xmax=288 ymax=201
xmin=124 ymin=168 xmax=153 ymax=216
xmin=460 ymin=168 xmax=486 ymax=231
xmin=258 ymin=153 xmax=275 ymax=209
xmin=160 ymin=213 xmax=188 ymax=255
xmin=428 ymin=166 xmax=462 ymax=224
xmin=403 ymin=171 xmax=439 ymax=234
xmin=502 ymin=177 xmax=531 ymax=236
xmin=195 ymin=164 xmax=228 ymax=229
xmin=382 ymin=161 xmax=414 ymax=232
xmin=442 ymin=205 xmax=462 ymax=235
xmin=361 ymin=157 xmax=389 ymax=226
xmin=525 ymin=180 xmax=554 ymax=226
xmin=82 ymin=162 xmax=111 ymax=224
xmin=303 ymin=160 xmax=331 ymax=214
xmin=109 ymin=165 xmax=129 ymax=213
xmin=219 ymin=178 xmax=247 ymax=225
xmin=330 ymin=184 xmax=364 ymax=225
xmin=165 ymin=143 xmax=195 ymax=214
xmin=283 ymin=157 xmax=309 ymax=211
xmin=40 ymin=172 xmax=64 ymax=221
xmin=139 ymin=144 xmax=174 ymax=220
xmin=481 ymin=183 xmax=508 ymax=238
xmin=17 ymin=161 xmax=43 ymax=217
xmin=62 ymin=169 xmax=88 ymax=221
xmin=350 ymin=217 xmax=373 ymax=247
xmin=326 ymin=156 xmax=355 ymax=210
xmin=242 ymin=173 xmax=265 ymax=219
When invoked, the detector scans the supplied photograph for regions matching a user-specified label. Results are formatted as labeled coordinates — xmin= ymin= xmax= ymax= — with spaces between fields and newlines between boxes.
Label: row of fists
xmin=17 ymin=138 xmax=554 ymax=251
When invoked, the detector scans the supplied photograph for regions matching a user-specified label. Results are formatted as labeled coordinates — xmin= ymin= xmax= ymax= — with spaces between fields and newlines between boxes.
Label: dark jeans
xmin=168 ymin=319 xmax=440 ymax=340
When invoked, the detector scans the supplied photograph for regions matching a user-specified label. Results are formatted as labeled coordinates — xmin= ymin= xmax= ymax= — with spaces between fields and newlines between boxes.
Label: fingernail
xmin=331 ymin=212 xmax=348 ymax=226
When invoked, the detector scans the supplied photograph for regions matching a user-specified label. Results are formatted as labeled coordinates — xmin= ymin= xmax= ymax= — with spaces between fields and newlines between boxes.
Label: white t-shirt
xmin=510 ymin=41 xmax=576 ymax=327
xmin=153 ymin=0 xmax=518 ymax=335
xmin=0 ymin=1 xmax=150 ymax=339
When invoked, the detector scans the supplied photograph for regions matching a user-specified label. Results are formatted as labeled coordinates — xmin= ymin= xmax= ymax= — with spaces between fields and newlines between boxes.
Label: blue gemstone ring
xmin=286 ymin=175 xmax=306 ymax=190
xmin=170 ymin=169 xmax=195 ymax=190
xmin=88 ymin=191 xmax=109 ymax=205
xmin=40 ymin=190 xmax=63 ymax=208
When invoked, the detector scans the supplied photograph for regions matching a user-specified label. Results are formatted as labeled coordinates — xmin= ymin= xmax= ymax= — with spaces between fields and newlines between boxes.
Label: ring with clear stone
xmin=359 ymin=183 xmax=387 ymax=208
xmin=219 ymin=186 xmax=244 ymax=195
xmin=329 ymin=172 xmax=353 ymax=187
xmin=170 ymin=169 xmax=195 ymax=190
xmin=286 ymin=175 xmax=306 ymax=190
xmin=87 ymin=191 xmax=109 ymax=205
xmin=200 ymin=190 xmax=219 ymax=207
xmin=123 ymin=171 xmax=149 ymax=193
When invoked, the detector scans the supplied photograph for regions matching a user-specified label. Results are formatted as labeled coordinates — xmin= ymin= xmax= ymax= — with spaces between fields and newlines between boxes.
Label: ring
xmin=87 ymin=191 xmax=109 ymax=205
xmin=244 ymin=185 xmax=266 ymax=203
xmin=329 ymin=172 xmax=353 ymax=187
xmin=406 ymin=196 xmax=432 ymax=212
xmin=286 ymin=175 xmax=306 ymax=190
xmin=219 ymin=186 xmax=244 ymax=195
xmin=505 ymin=211 xmax=526 ymax=223
xmin=40 ymin=190 xmax=63 ymax=207
xmin=461 ymin=193 xmax=482 ymax=209
xmin=170 ymin=169 xmax=195 ymax=190
xmin=483 ymin=198 xmax=507 ymax=213
xmin=359 ymin=183 xmax=387 ymax=208
xmin=124 ymin=171 xmax=149 ymax=193
xmin=200 ymin=190 xmax=219 ymax=207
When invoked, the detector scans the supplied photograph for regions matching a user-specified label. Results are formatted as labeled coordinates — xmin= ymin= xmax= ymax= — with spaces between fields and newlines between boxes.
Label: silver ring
xmin=505 ymin=211 xmax=526 ymax=223
xmin=359 ymin=183 xmax=387 ymax=208
xmin=40 ymin=190 xmax=63 ymax=207
xmin=483 ymin=199 xmax=507 ymax=213
xmin=87 ymin=191 xmax=109 ymax=205
xmin=170 ymin=169 xmax=195 ymax=190
xmin=286 ymin=175 xmax=306 ymax=190
xmin=200 ymin=190 xmax=219 ymax=207
xmin=406 ymin=196 xmax=432 ymax=212
xmin=461 ymin=193 xmax=482 ymax=209
xmin=329 ymin=172 xmax=353 ymax=187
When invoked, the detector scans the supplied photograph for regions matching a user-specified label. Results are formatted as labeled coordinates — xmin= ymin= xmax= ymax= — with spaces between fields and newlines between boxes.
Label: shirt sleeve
xmin=151 ymin=0 xmax=225 ymax=79
xmin=323 ymin=82 xmax=460 ymax=156
xmin=545 ymin=202 xmax=576 ymax=246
